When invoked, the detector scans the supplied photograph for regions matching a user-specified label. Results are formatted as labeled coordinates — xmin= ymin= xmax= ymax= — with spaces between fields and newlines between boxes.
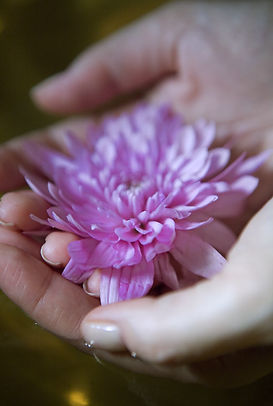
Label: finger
xmin=83 ymin=269 xmax=101 ymax=298
xmin=80 ymin=198 xmax=273 ymax=361
xmin=0 ymin=117 xmax=92 ymax=193
xmin=0 ymin=243 xmax=98 ymax=340
xmin=94 ymin=346 xmax=273 ymax=387
xmin=0 ymin=226 xmax=41 ymax=259
xmin=41 ymin=232 xmax=101 ymax=294
xmin=40 ymin=231 xmax=80 ymax=267
xmin=0 ymin=190 xmax=50 ymax=231
xmin=31 ymin=4 xmax=179 ymax=114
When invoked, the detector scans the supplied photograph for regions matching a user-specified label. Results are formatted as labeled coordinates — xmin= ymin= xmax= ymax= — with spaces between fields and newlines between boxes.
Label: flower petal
xmin=24 ymin=141 xmax=74 ymax=178
xmin=62 ymin=259 xmax=93 ymax=284
xmin=154 ymin=253 xmax=179 ymax=290
xmin=84 ymin=241 xmax=142 ymax=269
xmin=22 ymin=169 xmax=56 ymax=205
xmin=205 ymin=148 xmax=230 ymax=178
xmin=171 ymin=231 xmax=226 ymax=278
xmin=100 ymin=261 xmax=154 ymax=305
xmin=191 ymin=219 xmax=236 ymax=254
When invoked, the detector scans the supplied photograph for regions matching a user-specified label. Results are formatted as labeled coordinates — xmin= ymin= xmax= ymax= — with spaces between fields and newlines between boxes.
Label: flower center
xmin=124 ymin=180 xmax=142 ymax=191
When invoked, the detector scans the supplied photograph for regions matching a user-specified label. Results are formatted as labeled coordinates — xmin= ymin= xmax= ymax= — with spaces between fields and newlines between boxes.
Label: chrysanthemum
xmin=23 ymin=105 xmax=267 ymax=305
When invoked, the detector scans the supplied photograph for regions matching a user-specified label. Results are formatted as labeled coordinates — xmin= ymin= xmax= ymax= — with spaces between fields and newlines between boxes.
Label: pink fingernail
xmin=40 ymin=245 xmax=62 ymax=267
xmin=0 ymin=220 xmax=15 ymax=227
xmin=83 ymin=280 xmax=100 ymax=297
xmin=81 ymin=320 xmax=125 ymax=351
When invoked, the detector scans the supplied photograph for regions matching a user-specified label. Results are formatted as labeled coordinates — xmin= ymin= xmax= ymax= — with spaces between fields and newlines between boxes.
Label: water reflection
xmin=0 ymin=0 xmax=273 ymax=405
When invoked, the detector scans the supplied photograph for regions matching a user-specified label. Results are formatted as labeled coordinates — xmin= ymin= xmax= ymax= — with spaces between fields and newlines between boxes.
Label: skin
xmin=0 ymin=1 xmax=273 ymax=386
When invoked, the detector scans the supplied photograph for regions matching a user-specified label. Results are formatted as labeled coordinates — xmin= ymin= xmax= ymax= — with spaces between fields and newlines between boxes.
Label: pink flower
xmin=23 ymin=105 xmax=268 ymax=305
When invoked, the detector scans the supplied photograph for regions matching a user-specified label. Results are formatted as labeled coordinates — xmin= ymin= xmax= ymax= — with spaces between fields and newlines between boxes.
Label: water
xmin=0 ymin=0 xmax=273 ymax=405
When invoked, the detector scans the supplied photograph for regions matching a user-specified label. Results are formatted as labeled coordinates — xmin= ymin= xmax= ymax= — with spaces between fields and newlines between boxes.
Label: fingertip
xmin=41 ymin=231 xmax=79 ymax=267
xmin=30 ymin=72 xmax=71 ymax=114
xmin=0 ymin=190 xmax=50 ymax=231
xmin=40 ymin=245 xmax=62 ymax=268
xmin=83 ymin=269 xmax=101 ymax=298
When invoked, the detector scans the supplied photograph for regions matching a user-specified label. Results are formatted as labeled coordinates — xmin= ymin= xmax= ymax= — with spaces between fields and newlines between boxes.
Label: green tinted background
xmin=0 ymin=1 xmax=273 ymax=405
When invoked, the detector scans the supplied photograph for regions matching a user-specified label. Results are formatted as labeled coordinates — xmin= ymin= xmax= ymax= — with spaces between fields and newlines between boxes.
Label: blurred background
xmin=0 ymin=0 xmax=273 ymax=405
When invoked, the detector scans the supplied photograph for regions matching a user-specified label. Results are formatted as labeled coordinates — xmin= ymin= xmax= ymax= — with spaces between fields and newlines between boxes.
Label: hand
xmin=1 ymin=1 xmax=273 ymax=194
xmin=1 ymin=193 xmax=273 ymax=386
xmin=1 ymin=0 xmax=273 ymax=386
xmin=79 ymin=196 xmax=273 ymax=386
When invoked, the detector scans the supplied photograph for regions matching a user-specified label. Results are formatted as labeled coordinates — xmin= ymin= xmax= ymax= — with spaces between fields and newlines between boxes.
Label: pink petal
xmin=24 ymin=141 xmax=74 ymax=178
xmin=125 ymin=261 xmax=154 ymax=300
xmin=67 ymin=238 xmax=99 ymax=264
xmin=47 ymin=207 xmax=88 ymax=236
xmin=178 ymin=267 xmax=203 ymax=288
xmin=171 ymin=231 xmax=226 ymax=278
xmin=65 ymin=131 xmax=85 ymax=157
xmin=175 ymin=215 xmax=213 ymax=231
xmin=100 ymin=261 xmax=154 ymax=305
xmin=179 ymin=126 xmax=196 ymax=154
xmin=63 ymin=239 xmax=100 ymax=283
xmin=205 ymin=148 xmax=230 ymax=178
xmin=194 ymin=120 xmax=215 ymax=149
xmin=154 ymin=253 xmax=179 ymax=290
xmin=22 ymin=170 xmax=56 ymax=205
xmin=115 ymin=227 xmax=140 ymax=242
xmin=211 ymin=153 xmax=246 ymax=182
xmin=85 ymin=241 xmax=142 ymax=269
xmin=30 ymin=214 xmax=50 ymax=227
xmin=203 ymin=190 xmax=248 ymax=217
xmin=224 ymin=150 xmax=271 ymax=181
xmin=231 ymin=175 xmax=259 ymax=195
xmin=157 ymin=218 xmax=176 ymax=244
xmin=191 ymin=219 xmax=236 ymax=254
xmin=62 ymin=259 xmax=93 ymax=283
xmin=180 ymin=149 xmax=208 ymax=181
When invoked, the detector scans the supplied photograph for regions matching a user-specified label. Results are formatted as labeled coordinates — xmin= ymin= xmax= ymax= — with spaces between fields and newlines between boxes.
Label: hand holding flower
xmin=0 ymin=0 xmax=273 ymax=386
xmin=1 ymin=190 xmax=273 ymax=386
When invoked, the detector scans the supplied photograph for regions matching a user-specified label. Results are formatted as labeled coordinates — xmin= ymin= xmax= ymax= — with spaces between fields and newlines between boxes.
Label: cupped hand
xmin=79 ymin=196 xmax=273 ymax=386
xmin=1 ymin=0 xmax=273 ymax=387
xmin=1 ymin=191 xmax=273 ymax=386
xmin=0 ymin=193 xmax=99 ymax=343
xmin=1 ymin=1 xmax=273 ymax=194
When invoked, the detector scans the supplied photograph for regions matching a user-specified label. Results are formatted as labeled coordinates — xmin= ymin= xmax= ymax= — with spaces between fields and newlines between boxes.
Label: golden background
xmin=0 ymin=0 xmax=273 ymax=405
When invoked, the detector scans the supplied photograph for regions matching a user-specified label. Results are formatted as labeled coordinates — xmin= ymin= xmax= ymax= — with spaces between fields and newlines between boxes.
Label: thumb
xmin=31 ymin=4 xmax=179 ymax=114
xmin=80 ymin=198 xmax=273 ymax=362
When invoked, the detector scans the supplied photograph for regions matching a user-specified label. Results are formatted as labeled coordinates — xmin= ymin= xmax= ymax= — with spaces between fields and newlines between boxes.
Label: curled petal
xmin=62 ymin=259 xmax=93 ymax=284
xmin=192 ymin=219 xmax=236 ymax=254
xmin=82 ymin=241 xmax=142 ymax=270
xmin=22 ymin=169 xmax=56 ymax=205
xmin=205 ymin=148 xmax=230 ymax=179
xmin=171 ymin=231 xmax=226 ymax=278
xmin=154 ymin=253 xmax=179 ymax=290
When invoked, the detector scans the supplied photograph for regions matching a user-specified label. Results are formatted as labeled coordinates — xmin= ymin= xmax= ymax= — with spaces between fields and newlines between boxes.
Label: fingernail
xmin=0 ymin=220 xmax=15 ymax=228
xmin=81 ymin=320 xmax=125 ymax=352
xmin=83 ymin=280 xmax=99 ymax=298
xmin=40 ymin=245 xmax=62 ymax=267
